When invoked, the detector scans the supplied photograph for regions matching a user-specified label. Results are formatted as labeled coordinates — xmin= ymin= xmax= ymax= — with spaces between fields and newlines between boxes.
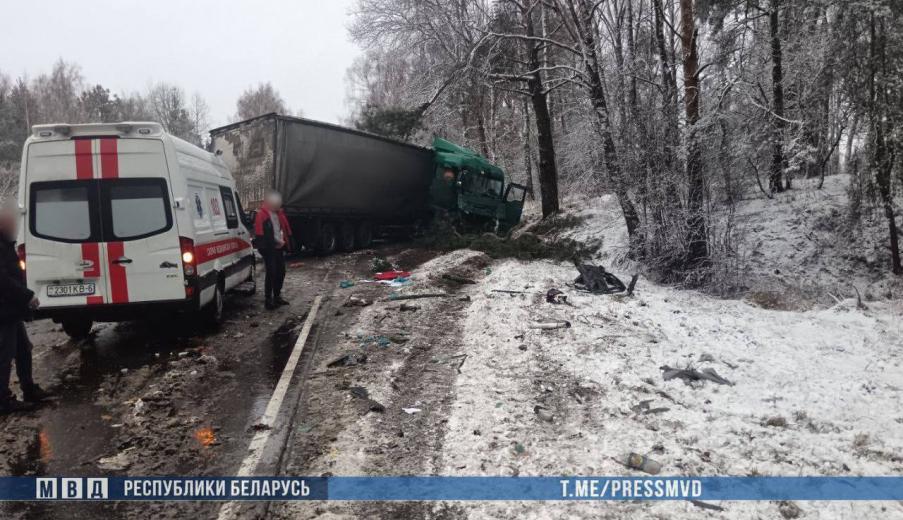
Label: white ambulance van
xmin=15 ymin=122 xmax=256 ymax=339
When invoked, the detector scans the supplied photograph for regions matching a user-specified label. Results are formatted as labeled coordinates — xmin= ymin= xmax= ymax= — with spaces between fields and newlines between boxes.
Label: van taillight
xmin=16 ymin=244 xmax=26 ymax=279
xmin=179 ymin=237 xmax=196 ymax=276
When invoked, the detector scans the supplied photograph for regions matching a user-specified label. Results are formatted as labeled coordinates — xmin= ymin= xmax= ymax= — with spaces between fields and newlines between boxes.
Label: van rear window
xmin=30 ymin=178 xmax=172 ymax=243
xmin=31 ymin=183 xmax=95 ymax=242
xmin=105 ymin=180 xmax=172 ymax=240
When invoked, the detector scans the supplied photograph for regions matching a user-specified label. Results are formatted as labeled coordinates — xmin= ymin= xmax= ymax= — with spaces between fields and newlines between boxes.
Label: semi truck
xmin=209 ymin=113 xmax=527 ymax=254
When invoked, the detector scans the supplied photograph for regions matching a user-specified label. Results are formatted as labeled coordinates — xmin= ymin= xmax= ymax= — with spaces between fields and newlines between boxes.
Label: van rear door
xmin=97 ymin=139 xmax=184 ymax=303
xmin=25 ymin=140 xmax=109 ymax=308
xmin=24 ymin=138 xmax=185 ymax=308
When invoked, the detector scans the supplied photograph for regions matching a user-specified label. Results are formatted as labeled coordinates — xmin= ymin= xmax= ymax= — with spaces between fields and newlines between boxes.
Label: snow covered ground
xmin=434 ymin=175 xmax=903 ymax=518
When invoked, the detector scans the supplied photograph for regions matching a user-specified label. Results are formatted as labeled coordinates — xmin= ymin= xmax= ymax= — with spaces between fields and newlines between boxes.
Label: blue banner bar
xmin=0 ymin=477 xmax=900 ymax=501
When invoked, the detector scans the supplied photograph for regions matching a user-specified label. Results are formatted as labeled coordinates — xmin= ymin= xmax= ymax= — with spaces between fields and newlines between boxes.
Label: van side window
xmin=207 ymin=186 xmax=227 ymax=231
xmin=188 ymin=184 xmax=211 ymax=230
xmin=220 ymin=187 xmax=239 ymax=229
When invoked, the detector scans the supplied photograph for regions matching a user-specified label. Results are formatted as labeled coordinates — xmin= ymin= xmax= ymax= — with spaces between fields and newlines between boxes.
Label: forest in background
xmin=1 ymin=0 xmax=901 ymax=286
xmin=0 ymin=65 xmax=291 ymax=199
xmin=344 ymin=0 xmax=903 ymax=281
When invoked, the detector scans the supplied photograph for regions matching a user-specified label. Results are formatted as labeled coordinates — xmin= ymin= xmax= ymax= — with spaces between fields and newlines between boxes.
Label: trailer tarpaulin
xmin=274 ymin=119 xmax=434 ymax=222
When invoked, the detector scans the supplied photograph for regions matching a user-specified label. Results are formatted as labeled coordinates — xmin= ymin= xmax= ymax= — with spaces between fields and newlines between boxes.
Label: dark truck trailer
xmin=209 ymin=113 xmax=435 ymax=253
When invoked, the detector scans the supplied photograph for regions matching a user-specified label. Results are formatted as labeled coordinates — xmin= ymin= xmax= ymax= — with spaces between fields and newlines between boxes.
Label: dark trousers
xmin=260 ymin=249 xmax=286 ymax=301
xmin=0 ymin=322 xmax=34 ymax=402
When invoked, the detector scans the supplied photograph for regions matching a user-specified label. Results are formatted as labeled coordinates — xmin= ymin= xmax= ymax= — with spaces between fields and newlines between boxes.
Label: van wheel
xmin=203 ymin=282 xmax=225 ymax=326
xmin=245 ymin=264 xmax=257 ymax=296
xmin=356 ymin=222 xmax=374 ymax=249
xmin=339 ymin=222 xmax=356 ymax=252
xmin=317 ymin=223 xmax=338 ymax=255
xmin=62 ymin=319 xmax=93 ymax=340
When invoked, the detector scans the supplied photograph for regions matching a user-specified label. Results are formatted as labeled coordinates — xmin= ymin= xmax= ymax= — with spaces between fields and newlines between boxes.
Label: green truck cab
xmin=429 ymin=137 xmax=528 ymax=233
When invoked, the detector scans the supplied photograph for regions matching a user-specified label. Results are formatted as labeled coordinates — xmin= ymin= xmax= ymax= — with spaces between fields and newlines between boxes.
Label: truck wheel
xmin=339 ymin=222 xmax=357 ymax=252
xmin=356 ymin=222 xmax=374 ymax=249
xmin=62 ymin=319 xmax=93 ymax=340
xmin=317 ymin=223 xmax=338 ymax=255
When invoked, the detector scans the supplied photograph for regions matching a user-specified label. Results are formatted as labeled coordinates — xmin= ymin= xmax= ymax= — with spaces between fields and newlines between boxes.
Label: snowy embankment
xmin=434 ymin=176 xmax=903 ymax=519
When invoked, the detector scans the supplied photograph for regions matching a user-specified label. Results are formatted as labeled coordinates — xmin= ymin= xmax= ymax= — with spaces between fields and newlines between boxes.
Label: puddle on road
xmin=267 ymin=313 xmax=308 ymax=383
xmin=8 ymin=311 xmax=227 ymax=480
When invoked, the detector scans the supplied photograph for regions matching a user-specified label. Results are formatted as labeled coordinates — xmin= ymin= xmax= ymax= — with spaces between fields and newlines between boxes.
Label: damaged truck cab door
xmin=500 ymin=183 xmax=528 ymax=233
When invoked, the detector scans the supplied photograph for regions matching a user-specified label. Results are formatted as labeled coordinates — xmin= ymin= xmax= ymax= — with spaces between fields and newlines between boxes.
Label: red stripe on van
xmin=107 ymin=241 xmax=130 ymax=304
xmin=75 ymin=139 xmax=93 ymax=180
xmin=100 ymin=139 xmax=119 ymax=178
xmin=81 ymin=243 xmax=101 ymax=278
xmin=194 ymin=237 xmax=252 ymax=265
xmin=77 ymin=142 xmax=100 ymax=304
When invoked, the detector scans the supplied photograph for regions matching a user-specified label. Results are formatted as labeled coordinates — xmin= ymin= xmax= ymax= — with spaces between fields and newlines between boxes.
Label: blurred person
xmin=0 ymin=202 xmax=50 ymax=414
xmin=253 ymin=190 xmax=293 ymax=310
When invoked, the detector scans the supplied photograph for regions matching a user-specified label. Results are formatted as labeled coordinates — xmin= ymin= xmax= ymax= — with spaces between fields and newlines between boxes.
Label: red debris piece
xmin=375 ymin=270 xmax=411 ymax=281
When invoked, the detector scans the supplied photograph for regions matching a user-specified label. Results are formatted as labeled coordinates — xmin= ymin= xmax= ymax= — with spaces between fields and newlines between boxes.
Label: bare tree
xmin=234 ymin=82 xmax=288 ymax=121
xmin=680 ymin=0 xmax=708 ymax=265
xmin=147 ymin=82 xmax=196 ymax=143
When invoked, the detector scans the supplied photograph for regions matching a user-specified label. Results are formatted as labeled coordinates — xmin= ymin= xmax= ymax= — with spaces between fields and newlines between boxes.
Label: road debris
xmin=97 ymin=448 xmax=135 ymax=472
xmin=339 ymin=280 xmax=355 ymax=289
xmin=545 ymin=288 xmax=569 ymax=304
xmin=375 ymin=270 xmax=411 ymax=281
xmin=691 ymin=500 xmax=726 ymax=512
xmin=631 ymin=400 xmax=670 ymax=415
xmin=764 ymin=415 xmax=788 ymax=428
xmin=450 ymin=353 xmax=468 ymax=373
xmin=442 ymin=273 xmax=476 ymax=285
xmin=385 ymin=333 xmax=410 ymax=344
xmin=387 ymin=292 xmax=449 ymax=301
xmin=778 ymin=500 xmax=803 ymax=519
xmin=194 ymin=427 xmax=218 ymax=447
xmin=660 ymin=365 xmax=734 ymax=386
xmin=529 ymin=320 xmax=572 ymax=330
xmin=533 ymin=405 xmax=554 ymax=422
xmin=350 ymin=386 xmax=385 ymax=413
xmin=343 ymin=295 xmax=373 ymax=307
xmin=358 ymin=335 xmax=391 ymax=348
xmin=327 ymin=353 xmax=368 ymax=368
xmin=573 ymin=263 xmax=627 ymax=294
xmin=402 ymin=407 xmax=422 ymax=415
xmin=399 ymin=303 xmax=420 ymax=312
xmin=623 ymin=452 xmax=662 ymax=475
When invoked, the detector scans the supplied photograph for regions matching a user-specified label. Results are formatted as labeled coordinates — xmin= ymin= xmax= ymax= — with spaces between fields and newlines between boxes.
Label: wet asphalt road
xmin=0 ymin=249 xmax=363 ymax=520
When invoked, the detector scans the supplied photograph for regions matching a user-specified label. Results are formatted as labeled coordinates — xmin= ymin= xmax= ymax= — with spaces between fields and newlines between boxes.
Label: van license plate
xmin=47 ymin=283 xmax=96 ymax=297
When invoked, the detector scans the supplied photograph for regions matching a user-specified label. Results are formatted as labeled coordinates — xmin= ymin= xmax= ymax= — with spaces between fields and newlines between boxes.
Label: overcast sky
xmin=1 ymin=0 xmax=360 ymax=127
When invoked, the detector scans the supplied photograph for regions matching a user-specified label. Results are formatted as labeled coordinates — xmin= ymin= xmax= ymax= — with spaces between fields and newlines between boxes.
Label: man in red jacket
xmin=254 ymin=190 xmax=293 ymax=310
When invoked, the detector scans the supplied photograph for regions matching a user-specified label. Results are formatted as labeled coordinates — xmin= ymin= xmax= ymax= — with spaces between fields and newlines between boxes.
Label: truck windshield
xmin=461 ymin=171 xmax=503 ymax=198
